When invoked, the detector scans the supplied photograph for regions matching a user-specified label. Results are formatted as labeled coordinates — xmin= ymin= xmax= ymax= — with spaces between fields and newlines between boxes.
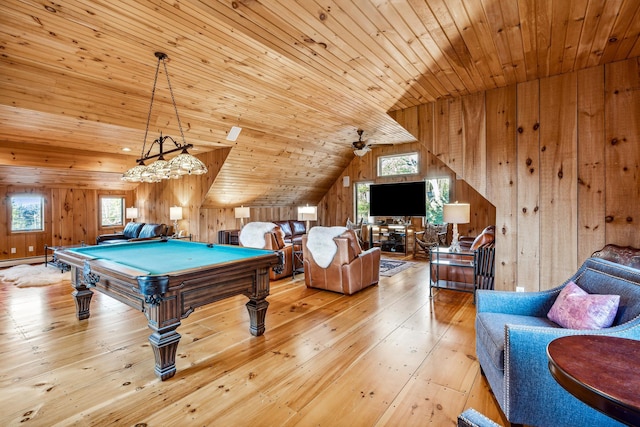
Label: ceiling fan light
xmin=353 ymin=147 xmax=371 ymax=157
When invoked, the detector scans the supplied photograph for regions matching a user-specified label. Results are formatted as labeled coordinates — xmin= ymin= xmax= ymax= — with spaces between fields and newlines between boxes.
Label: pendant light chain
xmin=161 ymin=56 xmax=187 ymax=146
xmin=141 ymin=54 xmax=162 ymax=160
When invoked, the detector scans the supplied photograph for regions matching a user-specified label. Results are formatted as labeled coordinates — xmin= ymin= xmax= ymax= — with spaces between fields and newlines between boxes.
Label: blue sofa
xmin=475 ymin=257 xmax=640 ymax=427
xmin=96 ymin=222 xmax=168 ymax=244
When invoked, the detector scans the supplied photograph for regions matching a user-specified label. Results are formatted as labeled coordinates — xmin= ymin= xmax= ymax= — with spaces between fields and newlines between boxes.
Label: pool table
xmin=54 ymin=239 xmax=282 ymax=380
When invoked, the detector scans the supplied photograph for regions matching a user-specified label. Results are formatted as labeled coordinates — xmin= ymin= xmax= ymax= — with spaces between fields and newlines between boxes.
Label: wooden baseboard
xmin=0 ymin=256 xmax=43 ymax=268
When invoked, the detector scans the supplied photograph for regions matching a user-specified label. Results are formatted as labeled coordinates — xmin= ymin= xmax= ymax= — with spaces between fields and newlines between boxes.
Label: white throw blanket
xmin=307 ymin=226 xmax=348 ymax=268
xmin=0 ymin=264 xmax=71 ymax=287
xmin=239 ymin=222 xmax=277 ymax=248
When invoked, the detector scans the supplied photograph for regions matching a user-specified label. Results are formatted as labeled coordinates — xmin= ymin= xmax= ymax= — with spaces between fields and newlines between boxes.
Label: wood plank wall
xmin=0 ymin=186 xmax=133 ymax=259
xmin=390 ymin=57 xmax=640 ymax=291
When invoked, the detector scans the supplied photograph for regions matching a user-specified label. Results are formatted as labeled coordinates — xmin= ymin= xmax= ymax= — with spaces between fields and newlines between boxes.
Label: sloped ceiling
xmin=0 ymin=1 xmax=638 ymax=206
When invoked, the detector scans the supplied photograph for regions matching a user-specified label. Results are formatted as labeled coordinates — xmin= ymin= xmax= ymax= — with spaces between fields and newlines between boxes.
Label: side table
xmin=547 ymin=335 xmax=640 ymax=426
xmin=292 ymin=239 xmax=304 ymax=278
xmin=429 ymin=247 xmax=477 ymax=300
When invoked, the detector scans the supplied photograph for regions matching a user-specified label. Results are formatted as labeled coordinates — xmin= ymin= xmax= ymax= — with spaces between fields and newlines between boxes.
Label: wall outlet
xmin=11 ymin=248 xmax=16 ymax=254
xmin=516 ymin=286 xmax=525 ymax=292
xmin=28 ymin=246 xmax=34 ymax=252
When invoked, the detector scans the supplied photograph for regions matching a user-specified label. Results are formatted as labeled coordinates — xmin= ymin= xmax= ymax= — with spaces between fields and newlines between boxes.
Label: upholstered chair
xmin=414 ymin=222 xmax=448 ymax=259
xmin=457 ymin=408 xmax=501 ymax=427
xmin=239 ymin=221 xmax=292 ymax=280
xmin=302 ymin=227 xmax=381 ymax=295
xmin=476 ymin=257 xmax=640 ymax=426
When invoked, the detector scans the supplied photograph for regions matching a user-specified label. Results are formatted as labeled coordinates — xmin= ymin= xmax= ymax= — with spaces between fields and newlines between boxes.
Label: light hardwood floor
xmin=0 ymin=257 xmax=506 ymax=426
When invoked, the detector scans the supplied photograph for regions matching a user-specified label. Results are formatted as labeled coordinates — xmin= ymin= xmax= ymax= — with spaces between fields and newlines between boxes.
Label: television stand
xmin=369 ymin=224 xmax=414 ymax=255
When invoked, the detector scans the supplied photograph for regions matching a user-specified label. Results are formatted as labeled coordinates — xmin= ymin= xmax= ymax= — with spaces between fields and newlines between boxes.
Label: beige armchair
xmin=302 ymin=228 xmax=381 ymax=295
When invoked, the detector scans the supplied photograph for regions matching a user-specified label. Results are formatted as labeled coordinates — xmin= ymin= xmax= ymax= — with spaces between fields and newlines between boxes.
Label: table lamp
xmin=234 ymin=206 xmax=250 ymax=228
xmin=126 ymin=207 xmax=138 ymax=222
xmin=170 ymin=206 xmax=183 ymax=236
xmin=443 ymin=202 xmax=470 ymax=252
xmin=298 ymin=205 xmax=317 ymax=231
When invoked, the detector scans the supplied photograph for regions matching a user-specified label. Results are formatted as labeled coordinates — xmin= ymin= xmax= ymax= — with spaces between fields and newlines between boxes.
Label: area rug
xmin=0 ymin=264 xmax=71 ymax=287
xmin=379 ymin=259 xmax=415 ymax=277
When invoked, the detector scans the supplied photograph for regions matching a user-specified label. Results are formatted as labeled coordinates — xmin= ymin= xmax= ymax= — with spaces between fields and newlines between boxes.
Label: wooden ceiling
xmin=1 ymin=1 xmax=638 ymax=206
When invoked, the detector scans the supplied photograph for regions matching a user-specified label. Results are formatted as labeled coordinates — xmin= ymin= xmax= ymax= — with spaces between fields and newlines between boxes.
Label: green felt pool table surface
xmin=67 ymin=239 xmax=274 ymax=275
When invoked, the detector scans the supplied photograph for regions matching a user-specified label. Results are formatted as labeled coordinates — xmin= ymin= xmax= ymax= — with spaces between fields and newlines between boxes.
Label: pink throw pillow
xmin=547 ymin=281 xmax=620 ymax=330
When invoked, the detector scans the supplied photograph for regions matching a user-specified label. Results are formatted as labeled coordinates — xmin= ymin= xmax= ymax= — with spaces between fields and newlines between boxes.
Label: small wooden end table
xmin=547 ymin=335 xmax=640 ymax=426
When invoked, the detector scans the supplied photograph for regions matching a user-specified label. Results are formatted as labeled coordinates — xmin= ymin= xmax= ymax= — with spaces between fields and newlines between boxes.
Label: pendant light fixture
xmin=122 ymin=52 xmax=207 ymax=182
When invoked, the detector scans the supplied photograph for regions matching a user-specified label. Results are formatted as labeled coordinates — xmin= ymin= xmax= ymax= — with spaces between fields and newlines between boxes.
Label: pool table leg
xmin=148 ymin=326 xmax=181 ymax=381
xmin=145 ymin=301 xmax=182 ymax=381
xmin=70 ymin=266 xmax=93 ymax=320
xmin=246 ymin=298 xmax=269 ymax=336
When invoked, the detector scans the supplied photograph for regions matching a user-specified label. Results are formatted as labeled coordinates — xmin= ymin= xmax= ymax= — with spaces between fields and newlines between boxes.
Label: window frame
xmin=98 ymin=195 xmax=126 ymax=228
xmin=354 ymin=181 xmax=373 ymax=224
xmin=10 ymin=194 xmax=45 ymax=233
xmin=425 ymin=177 xmax=450 ymax=224
xmin=377 ymin=152 xmax=419 ymax=177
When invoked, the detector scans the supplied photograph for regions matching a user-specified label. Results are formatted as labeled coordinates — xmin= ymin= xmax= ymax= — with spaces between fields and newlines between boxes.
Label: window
xmin=100 ymin=196 xmax=125 ymax=227
xmin=355 ymin=182 xmax=371 ymax=223
xmin=378 ymin=153 xmax=418 ymax=176
xmin=426 ymin=178 xmax=450 ymax=224
xmin=11 ymin=195 xmax=44 ymax=232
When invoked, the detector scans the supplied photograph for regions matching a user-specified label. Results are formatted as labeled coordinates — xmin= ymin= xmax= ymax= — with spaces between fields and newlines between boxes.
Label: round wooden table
xmin=547 ymin=335 xmax=640 ymax=426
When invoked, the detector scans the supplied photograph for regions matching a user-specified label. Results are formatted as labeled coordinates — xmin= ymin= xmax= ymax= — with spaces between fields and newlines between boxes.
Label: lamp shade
xmin=170 ymin=206 xmax=183 ymax=221
xmin=443 ymin=202 xmax=470 ymax=224
xmin=297 ymin=205 xmax=318 ymax=221
xmin=125 ymin=207 xmax=138 ymax=220
xmin=234 ymin=206 xmax=250 ymax=219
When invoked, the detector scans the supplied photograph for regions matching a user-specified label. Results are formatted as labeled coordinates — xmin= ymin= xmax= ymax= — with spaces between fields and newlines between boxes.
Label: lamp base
xmin=449 ymin=223 xmax=462 ymax=252
xmin=173 ymin=220 xmax=179 ymax=237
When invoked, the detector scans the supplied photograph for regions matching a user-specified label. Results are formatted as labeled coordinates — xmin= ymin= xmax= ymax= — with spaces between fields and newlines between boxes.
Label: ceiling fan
xmin=352 ymin=129 xmax=372 ymax=157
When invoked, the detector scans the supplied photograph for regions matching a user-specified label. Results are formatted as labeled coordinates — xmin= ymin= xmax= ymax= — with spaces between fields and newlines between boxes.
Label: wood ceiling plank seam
xmin=3 ymin=0 xmax=420 ymax=147
xmin=498 ymin=0 xmax=528 ymax=83
xmin=3 ymin=0 xmax=390 ymax=120
xmin=401 ymin=7 xmax=471 ymax=98
xmin=375 ymin=0 xmax=457 ymax=100
xmin=436 ymin=0 xmax=501 ymax=91
xmin=559 ymin=0 xmax=590 ymax=75
xmin=194 ymin=0 xmax=401 ymax=109
xmin=598 ymin=0 xmax=640 ymax=64
xmin=477 ymin=0 xmax=518 ymax=85
xmin=1 ymin=1 xmax=168 ymax=78
xmin=298 ymin=1 xmax=440 ymax=103
xmin=406 ymin=0 xmax=471 ymax=95
xmin=573 ymin=0 xmax=608 ymax=70
xmin=277 ymin=0 xmax=436 ymax=103
xmin=534 ymin=0 xmax=553 ymax=78
xmin=298 ymin=0 xmax=446 ymax=103
xmin=142 ymin=2 xmax=390 ymax=112
xmin=1 ymin=57 xmax=384 ymax=149
xmin=227 ymin=145 xmax=349 ymax=160
xmin=419 ymin=0 xmax=485 ymax=93
xmin=546 ymin=0 xmax=572 ymax=77
xmin=0 ymin=143 xmax=131 ymax=172
xmin=459 ymin=0 xmax=509 ymax=87
xmin=359 ymin=0 xmax=459 ymax=101
xmin=610 ymin=4 xmax=640 ymax=60
xmin=515 ymin=0 xmax=540 ymax=82
xmin=584 ymin=0 xmax=625 ymax=68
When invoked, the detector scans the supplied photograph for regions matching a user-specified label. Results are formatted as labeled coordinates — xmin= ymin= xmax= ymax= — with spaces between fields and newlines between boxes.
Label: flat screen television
xmin=369 ymin=181 xmax=426 ymax=217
